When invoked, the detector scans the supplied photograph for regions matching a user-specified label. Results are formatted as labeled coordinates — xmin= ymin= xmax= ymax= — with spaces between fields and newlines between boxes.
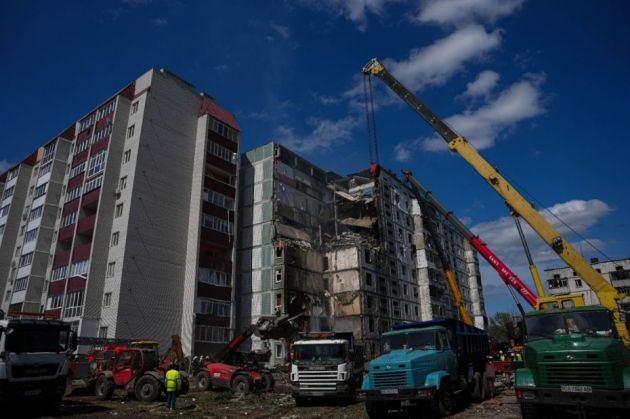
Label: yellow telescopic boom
xmin=363 ymin=58 xmax=629 ymax=344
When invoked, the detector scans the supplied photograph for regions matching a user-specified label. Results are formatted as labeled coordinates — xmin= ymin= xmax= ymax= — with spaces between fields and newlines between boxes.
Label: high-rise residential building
xmin=236 ymin=143 xmax=486 ymax=362
xmin=0 ymin=68 xmax=239 ymax=356
xmin=545 ymin=257 xmax=630 ymax=305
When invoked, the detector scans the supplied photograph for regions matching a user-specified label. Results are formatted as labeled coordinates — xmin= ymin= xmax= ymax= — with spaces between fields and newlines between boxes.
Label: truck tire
xmin=231 ymin=374 xmax=252 ymax=396
xmin=365 ymin=401 xmax=388 ymax=418
xmin=483 ymin=371 xmax=495 ymax=399
xmin=431 ymin=381 xmax=453 ymax=418
xmin=260 ymin=371 xmax=275 ymax=392
xmin=134 ymin=375 xmax=161 ymax=402
xmin=64 ymin=375 xmax=74 ymax=397
xmin=520 ymin=402 xmax=541 ymax=419
xmin=95 ymin=375 xmax=114 ymax=400
xmin=196 ymin=371 xmax=211 ymax=391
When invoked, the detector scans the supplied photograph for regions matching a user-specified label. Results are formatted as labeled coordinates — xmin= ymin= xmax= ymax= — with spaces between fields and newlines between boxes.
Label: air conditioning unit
xmin=22 ymin=213 xmax=28 ymax=221
xmin=114 ymin=189 xmax=122 ymax=199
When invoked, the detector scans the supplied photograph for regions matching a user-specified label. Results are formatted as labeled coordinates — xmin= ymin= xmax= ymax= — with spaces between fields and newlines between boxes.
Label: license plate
xmin=24 ymin=389 xmax=42 ymax=396
xmin=560 ymin=385 xmax=592 ymax=393
xmin=381 ymin=388 xmax=399 ymax=395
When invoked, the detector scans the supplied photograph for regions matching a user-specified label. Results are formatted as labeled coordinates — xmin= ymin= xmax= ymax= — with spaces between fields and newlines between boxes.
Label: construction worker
xmin=165 ymin=364 xmax=182 ymax=411
xmin=514 ymin=351 xmax=523 ymax=362
xmin=499 ymin=350 xmax=506 ymax=361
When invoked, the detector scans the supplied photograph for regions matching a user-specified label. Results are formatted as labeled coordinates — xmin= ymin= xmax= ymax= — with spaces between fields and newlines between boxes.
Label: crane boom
xmin=363 ymin=58 xmax=629 ymax=343
xmin=402 ymin=170 xmax=538 ymax=307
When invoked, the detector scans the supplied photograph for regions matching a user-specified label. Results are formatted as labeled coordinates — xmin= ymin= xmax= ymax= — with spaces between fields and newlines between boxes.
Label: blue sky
xmin=2 ymin=0 xmax=630 ymax=316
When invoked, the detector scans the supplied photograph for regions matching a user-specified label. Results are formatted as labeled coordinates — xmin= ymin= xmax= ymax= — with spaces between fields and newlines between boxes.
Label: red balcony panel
xmin=59 ymin=124 xmax=76 ymax=140
xmin=72 ymin=243 xmax=92 ymax=262
xmin=63 ymin=199 xmax=80 ymax=215
xmin=275 ymin=173 xmax=297 ymax=188
xmin=53 ymin=251 xmax=70 ymax=268
xmin=204 ymin=178 xmax=235 ymax=199
xmin=48 ymin=280 xmax=66 ymax=296
xmin=58 ymin=224 xmax=75 ymax=242
xmin=206 ymin=154 xmax=236 ymax=175
xmin=202 ymin=202 xmax=234 ymax=222
xmin=72 ymin=149 xmax=89 ymax=166
xmin=95 ymin=114 xmax=113 ymax=130
xmin=77 ymin=213 xmax=96 ymax=235
xmin=195 ymin=315 xmax=230 ymax=328
xmin=197 ymin=282 xmax=231 ymax=300
xmin=77 ymin=128 xmax=92 ymax=142
xmin=67 ymin=172 xmax=85 ymax=190
xmin=208 ymin=131 xmax=238 ymax=152
xmin=67 ymin=277 xmax=87 ymax=293
xmin=81 ymin=188 xmax=101 ymax=207
xmin=198 ymin=253 xmax=232 ymax=272
xmin=43 ymin=309 xmax=61 ymax=319
xmin=198 ymin=96 xmax=240 ymax=130
xmin=91 ymin=138 xmax=109 ymax=155
xmin=200 ymin=228 xmax=231 ymax=247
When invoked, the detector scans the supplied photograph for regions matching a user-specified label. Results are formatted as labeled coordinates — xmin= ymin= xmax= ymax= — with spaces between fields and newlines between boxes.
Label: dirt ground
xmin=34 ymin=384 xmax=521 ymax=419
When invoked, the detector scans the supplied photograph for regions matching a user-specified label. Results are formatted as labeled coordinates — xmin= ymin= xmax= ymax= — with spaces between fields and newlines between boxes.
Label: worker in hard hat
xmin=499 ymin=350 xmax=506 ymax=362
xmin=165 ymin=364 xmax=182 ymax=411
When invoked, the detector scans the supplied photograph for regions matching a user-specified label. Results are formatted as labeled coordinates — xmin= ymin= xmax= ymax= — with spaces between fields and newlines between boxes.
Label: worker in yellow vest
xmin=165 ymin=364 xmax=182 ymax=411
xmin=499 ymin=350 xmax=506 ymax=361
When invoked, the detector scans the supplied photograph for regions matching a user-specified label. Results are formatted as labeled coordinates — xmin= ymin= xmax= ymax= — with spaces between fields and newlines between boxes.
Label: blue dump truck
xmin=360 ymin=319 xmax=492 ymax=418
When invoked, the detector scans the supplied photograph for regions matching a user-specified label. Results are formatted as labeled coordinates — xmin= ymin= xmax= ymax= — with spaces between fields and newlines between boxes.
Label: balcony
xmin=53 ymin=250 xmax=70 ymax=268
xmin=48 ymin=279 xmax=66 ymax=296
xmin=81 ymin=187 xmax=100 ymax=209
xmin=77 ymin=213 xmax=96 ymax=236
xmin=67 ymin=276 xmax=87 ymax=292
xmin=58 ymin=224 xmax=75 ymax=242
xmin=72 ymin=242 xmax=92 ymax=262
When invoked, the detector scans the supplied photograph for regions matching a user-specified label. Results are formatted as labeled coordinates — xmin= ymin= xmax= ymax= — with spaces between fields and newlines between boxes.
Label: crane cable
xmin=363 ymin=75 xmax=380 ymax=165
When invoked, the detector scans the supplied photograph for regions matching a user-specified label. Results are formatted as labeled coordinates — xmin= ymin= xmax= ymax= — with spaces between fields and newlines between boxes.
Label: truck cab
xmin=0 ymin=318 xmax=75 ymax=409
xmin=289 ymin=332 xmax=363 ymax=404
xmin=516 ymin=305 xmax=630 ymax=417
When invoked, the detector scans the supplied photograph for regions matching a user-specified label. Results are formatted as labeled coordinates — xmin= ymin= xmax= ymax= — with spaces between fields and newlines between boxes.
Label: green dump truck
xmin=515 ymin=305 xmax=630 ymax=417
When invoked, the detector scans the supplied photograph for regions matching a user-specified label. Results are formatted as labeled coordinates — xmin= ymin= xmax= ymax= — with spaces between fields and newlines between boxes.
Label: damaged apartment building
xmin=236 ymin=142 xmax=486 ymax=362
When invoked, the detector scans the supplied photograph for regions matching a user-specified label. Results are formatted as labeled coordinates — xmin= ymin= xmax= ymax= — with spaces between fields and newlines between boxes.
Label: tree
xmin=487 ymin=312 xmax=514 ymax=345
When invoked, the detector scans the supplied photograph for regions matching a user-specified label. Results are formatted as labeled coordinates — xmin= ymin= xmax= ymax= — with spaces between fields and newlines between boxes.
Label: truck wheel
xmin=64 ymin=375 xmax=74 ymax=397
xmin=95 ymin=375 xmax=114 ymax=400
xmin=431 ymin=381 xmax=453 ymax=418
xmin=365 ymin=401 xmax=388 ymax=418
xmin=231 ymin=374 xmax=252 ymax=396
xmin=196 ymin=371 xmax=211 ymax=391
xmin=520 ymin=402 xmax=541 ymax=419
xmin=261 ymin=371 xmax=275 ymax=392
xmin=134 ymin=375 xmax=161 ymax=402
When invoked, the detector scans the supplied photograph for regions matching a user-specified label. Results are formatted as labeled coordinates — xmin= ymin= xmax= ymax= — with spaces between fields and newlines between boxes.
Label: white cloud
xmin=152 ymin=17 xmax=167 ymax=26
xmin=270 ymin=22 xmax=290 ymax=40
xmin=462 ymin=70 xmax=500 ymax=98
xmin=471 ymin=199 xmax=612 ymax=266
xmin=416 ymin=0 xmax=524 ymax=27
xmin=274 ymin=117 xmax=358 ymax=154
xmin=312 ymin=92 xmax=341 ymax=105
xmin=0 ymin=159 xmax=13 ymax=174
xmin=300 ymin=0 xmax=402 ymax=30
xmin=384 ymin=25 xmax=502 ymax=92
xmin=392 ymin=72 xmax=545 ymax=159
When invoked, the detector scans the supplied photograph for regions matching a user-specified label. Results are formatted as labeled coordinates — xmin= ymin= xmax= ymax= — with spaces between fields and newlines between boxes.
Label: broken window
xmin=368 ymin=317 xmax=374 ymax=332
xmin=323 ymin=256 xmax=329 ymax=271
xmin=275 ymin=268 xmax=282 ymax=283
xmin=275 ymin=247 xmax=283 ymax=258
xmin=380 ymin=298 xmax=388 ymax=314
xmin=364 ymin=249 xmax=372 ymax=264
xmin=414 ymin=306 xmax=419 ymax=317
xmin=404 ymin=304 xmax=409 ymax=315
xmin=403 ymin=284 xmax=408 ymax=295
xmin=367 ymin=296 xmax=373 ymax=309
xmin=413 ymin=287 xmax=419 ymax=298
xmin=366 ymin=272 xmax=373 ymax=286
xmin=275 ymin=293 xmax=282 ymax=307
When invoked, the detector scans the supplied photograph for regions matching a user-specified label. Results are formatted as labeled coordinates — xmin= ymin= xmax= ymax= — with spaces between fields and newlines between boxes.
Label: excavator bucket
xmin=254 ymin=313 xmax=302 ymax=340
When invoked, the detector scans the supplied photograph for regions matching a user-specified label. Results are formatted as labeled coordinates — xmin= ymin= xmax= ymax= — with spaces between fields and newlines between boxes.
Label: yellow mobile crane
xmin=362 ymin=58 xmax=628 ymax=344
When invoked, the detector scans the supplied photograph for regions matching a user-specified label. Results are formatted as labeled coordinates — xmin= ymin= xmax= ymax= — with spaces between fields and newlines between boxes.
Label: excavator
xmin=363 ymin=58 xmax=630 ymax=416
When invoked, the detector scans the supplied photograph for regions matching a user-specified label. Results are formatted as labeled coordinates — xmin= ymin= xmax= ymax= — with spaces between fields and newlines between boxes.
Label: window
xmin=14 ymin=276 xmax=28 ymax=292
xmin=103 ymin=293 xmax=112 ymax=307
xmin=405 ymin=303 xmax=410 ymax=315
xmin=202 ymin=214 xmax=233 ymax=234
xmin=275 ymin=268 xmax=282 ymax=283
xmin=64 ymin=290 xmax=84 ymax=318
xmin=123 ymin=150 xmax=131 ymax=163
xmin=111 ymin=232 xmax=119 ymax=247
xmin=127 ymin=125 xmax=135 ymax=138
xmin=69 ymin=162 xmax=86 ymax=178
xmin=79 ymin=114 xmax=95 ymax=131
xmin=65 ymin=187 xmax=81 ymax=202
xmin=203 ymin=189 xmax=234 ymax=210
xmin=98 ymin=326 xmax=109 ymax=338
xmin=94 ymin=123 xmax=112 ymax=142
xmin=197 ymin=298 xmax=231 ymax=317
xmin=28 ymin=206 xmax=43 ymax=221
xmin=7 ymin=168 xmax=18 ymax=181
xmin=87 ymin=150 xmax=107 ymax=177
xmin=414 ymin=306 xmax=419 ymax=317
xmin=367 ymin=295 xmax=374 ymax=309
xmin=366 ymin=272 xmax=373 ymax=286
xmin=198 ymin=268 xmax=231 ymax=287
xmin=131 ymin=101 xmax=139 ymax=114
xmin=19 ymin=252 xmax=33 ymax=267
xmin=208 ymin=141 xmax=233 ymax=162
xmin=33 ymin=183 xmax=48 ymax=199
xmin=2 ymin=186 xmax=15 ymax=200
xmin=209 ymin=117 xmax=238 ymax=142
xmin=195 ymin=325 xmax=230 ymax=343
xmin=15 ymin=245 xmax=21 ymax=257
xmin=38 ymin=162 xmax=52 ymax=177
xmin=41 ymin=143 xmax=56 ymax=164
xmin=119 ymin=176 xmax=127 ymax=191
xmin=97 ymin=101 xmax=115 ymax=120
xmin=46 ymin=294 xmax=63 ymax=310
xmin=115 ymin=204 xmax=123 ymax=218
xmin=75 ymin=138 xmax=91 ymax=155
xmin=24 ymin=228 xmax=38 ymax=243
xmin=413 ymin=287 xmax=419 ymax=298
xmin=51 ymin=266 xmax=67 ymax=281
xmin=275 ymin=343 xmax=283 ymax=358
xmin=0 ymin=224 xmax=4 ymax=236
xmin=0 ymin=205 xmax=10 ymax=217
xmin=70 ymin=259 xmax=89 ymax=277
xmin=106 ymin=262 xmax=115 ymax=278
xmin=61 ymin=211 xmax=78 ymax=227
xmin=575 ymin=279 xmax=583 ymax=288
xmin=403 ymin=284 xmax=408 ymax=296
xmin=83 ymin=175 xmax=103 ymax=193
xmin=368 ymin=316 xmax=375 ymax=332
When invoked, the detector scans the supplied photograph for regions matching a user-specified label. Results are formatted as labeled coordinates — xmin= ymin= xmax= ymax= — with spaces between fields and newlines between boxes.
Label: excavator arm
xmin=364 ymin=58 xmax=629 ymax=343
xmin=403 ymin=170 xmax=538 ymax=307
